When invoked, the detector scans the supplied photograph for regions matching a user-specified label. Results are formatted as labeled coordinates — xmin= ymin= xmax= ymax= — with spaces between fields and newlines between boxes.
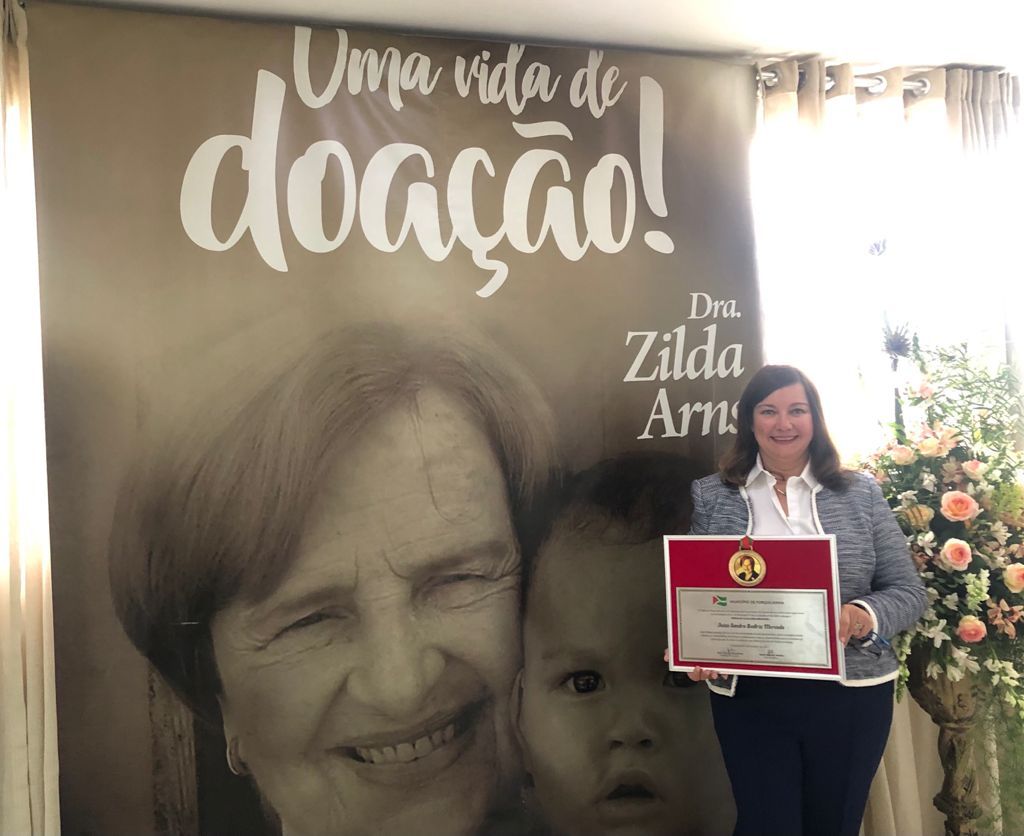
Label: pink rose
xmin=938 ymin=538 xmax=972 ymax=571
xmin=891 ymin=445 xmax=916 ymax=466
xmin=962 ymin=460 xmax=987 ymax=481
xmin=1005 ymin=564 xmax=1024 ymax=594
xmin=917 ymin=382 xmax=935 ymax=399
xmin=917 ymin=437 xmax=942 ymax=458
xmin=956 ymin=615 xmax=987 ymax=643
xmin=941 ymin=491 xmax=981 ymax=522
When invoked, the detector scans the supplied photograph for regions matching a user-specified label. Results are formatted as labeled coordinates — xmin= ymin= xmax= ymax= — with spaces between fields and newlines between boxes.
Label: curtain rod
xmin=759 ymin=67 xmax=931 ymax=97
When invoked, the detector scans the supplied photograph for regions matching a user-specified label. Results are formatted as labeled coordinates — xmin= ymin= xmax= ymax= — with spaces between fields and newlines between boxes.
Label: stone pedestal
xmin=907 ymin=652 xmax=982 ymax=836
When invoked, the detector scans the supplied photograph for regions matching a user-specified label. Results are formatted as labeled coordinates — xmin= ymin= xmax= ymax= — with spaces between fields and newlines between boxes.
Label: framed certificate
xmin=663 ymin=535 xmax=845 ymax=680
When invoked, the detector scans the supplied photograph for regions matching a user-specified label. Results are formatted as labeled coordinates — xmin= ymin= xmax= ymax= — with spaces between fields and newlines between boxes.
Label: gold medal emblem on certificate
xmin=729 ymin=537 xmax=766 ymax=587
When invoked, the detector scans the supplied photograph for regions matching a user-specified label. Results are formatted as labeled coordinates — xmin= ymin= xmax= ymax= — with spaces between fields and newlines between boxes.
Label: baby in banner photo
xmin=514 ymin=452 xmax=734 ymax=836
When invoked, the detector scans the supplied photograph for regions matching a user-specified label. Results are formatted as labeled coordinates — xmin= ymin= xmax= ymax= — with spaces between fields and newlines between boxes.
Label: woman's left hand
xmin=839 ymin=603 xmax=872 ymax=646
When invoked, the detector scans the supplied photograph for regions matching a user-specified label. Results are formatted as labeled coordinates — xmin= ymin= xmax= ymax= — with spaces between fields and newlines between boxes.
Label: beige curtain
xmin=754 ymin=58 xmax=1020 ymax=836
xmin=947 ymin=67 xmax=1020 ymax=151
xmin=1 ymin=0 xmax=60 ymax=832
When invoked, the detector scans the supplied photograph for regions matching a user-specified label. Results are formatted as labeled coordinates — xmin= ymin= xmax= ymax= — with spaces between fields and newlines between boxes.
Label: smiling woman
xmin=687 ymin=364 xmax=927 ymax=836
xmin=108 ymin=323 xmax=559 ymax=835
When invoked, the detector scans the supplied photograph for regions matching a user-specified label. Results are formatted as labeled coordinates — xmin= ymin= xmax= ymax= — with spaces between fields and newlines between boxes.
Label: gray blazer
xmin=690 ymin=471 xmax=927 ymax=690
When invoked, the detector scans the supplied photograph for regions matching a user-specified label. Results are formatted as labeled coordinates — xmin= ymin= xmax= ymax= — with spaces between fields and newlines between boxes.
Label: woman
xmin=109 ymin=323 xmax=558 ymax=835
xmin=735 ymin=555 xmax=760 ymax=583
xmin=686 ymin=365 xmax=926 ymax=836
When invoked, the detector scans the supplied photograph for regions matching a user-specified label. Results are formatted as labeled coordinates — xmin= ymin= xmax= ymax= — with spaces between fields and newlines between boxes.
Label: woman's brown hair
xmin=719 ymin=365 xmax=849 ymax=490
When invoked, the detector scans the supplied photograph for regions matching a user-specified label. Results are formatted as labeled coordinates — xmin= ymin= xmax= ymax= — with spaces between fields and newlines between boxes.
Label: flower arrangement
xmin=865 ymin=342 xmax=1024 ymax=713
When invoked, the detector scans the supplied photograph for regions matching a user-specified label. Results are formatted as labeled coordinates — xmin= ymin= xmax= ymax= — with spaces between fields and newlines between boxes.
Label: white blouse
xmin=744 ymin=455 xmax=819 ymax=535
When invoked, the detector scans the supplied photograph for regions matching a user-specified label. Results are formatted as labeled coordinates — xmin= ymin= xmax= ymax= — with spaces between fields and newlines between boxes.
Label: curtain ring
xmin=863 ymin=75 xmax=888 ymax=95
xmin=907 ymin=77 xmax=932 ymax=97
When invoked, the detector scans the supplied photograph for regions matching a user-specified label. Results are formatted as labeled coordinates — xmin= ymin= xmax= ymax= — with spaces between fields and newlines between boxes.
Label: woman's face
xmin=211 ymin=389 xmax=523 ymax=835
xmin=751 ymin=382 xmax=814 ymax=471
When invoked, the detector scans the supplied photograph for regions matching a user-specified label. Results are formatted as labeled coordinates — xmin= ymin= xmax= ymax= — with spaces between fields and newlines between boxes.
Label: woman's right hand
xmin=687 ymin=665 xmax=722 ymax=681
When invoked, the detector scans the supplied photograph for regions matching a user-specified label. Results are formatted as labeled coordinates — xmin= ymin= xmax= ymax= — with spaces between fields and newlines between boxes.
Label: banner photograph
xmin=28 ymin=2 xmax=761 ymax=832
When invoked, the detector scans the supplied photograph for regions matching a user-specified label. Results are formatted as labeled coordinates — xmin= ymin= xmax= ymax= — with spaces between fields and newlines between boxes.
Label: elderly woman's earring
xmin=226 ymin=737 xmax=249 ymax=777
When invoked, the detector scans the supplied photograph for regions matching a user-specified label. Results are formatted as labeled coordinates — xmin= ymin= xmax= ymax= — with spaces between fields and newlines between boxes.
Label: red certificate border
xmin=663 ymin=535 xmax=845 ymax=680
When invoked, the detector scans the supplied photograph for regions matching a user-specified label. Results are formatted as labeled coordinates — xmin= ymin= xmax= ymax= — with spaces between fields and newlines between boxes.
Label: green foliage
xmin=908 ymin=343 xmax=1023 ymax=460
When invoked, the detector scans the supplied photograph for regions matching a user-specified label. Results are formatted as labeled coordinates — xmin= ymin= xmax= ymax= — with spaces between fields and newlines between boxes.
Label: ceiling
xmin=70 ymin=0 xmax=1024 ymax=70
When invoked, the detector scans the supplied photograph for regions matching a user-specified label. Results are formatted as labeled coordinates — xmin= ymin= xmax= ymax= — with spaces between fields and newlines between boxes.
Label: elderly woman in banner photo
xmin=683 ymin=365 xmax=927 ymax=836
xmin=109 ymin=323 xmax=558 ymax=835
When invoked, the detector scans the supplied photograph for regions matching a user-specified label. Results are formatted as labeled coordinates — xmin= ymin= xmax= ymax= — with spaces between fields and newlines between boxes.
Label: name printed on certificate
xmin=676 ymin=588 xmax=831 ymax=669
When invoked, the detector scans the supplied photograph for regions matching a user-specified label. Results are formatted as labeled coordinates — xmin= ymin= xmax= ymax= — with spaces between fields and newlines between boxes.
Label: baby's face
xmin=518 ymin=535 xmax=712 ymax=835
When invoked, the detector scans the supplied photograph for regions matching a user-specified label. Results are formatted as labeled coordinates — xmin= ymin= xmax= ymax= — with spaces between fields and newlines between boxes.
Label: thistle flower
xmin=883 ymin=323 xmax=912 ymax=371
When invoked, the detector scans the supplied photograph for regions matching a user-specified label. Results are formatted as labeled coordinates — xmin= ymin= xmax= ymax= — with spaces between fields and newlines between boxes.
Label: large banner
xmin=29 ymin=2 xmax=760 ymax=833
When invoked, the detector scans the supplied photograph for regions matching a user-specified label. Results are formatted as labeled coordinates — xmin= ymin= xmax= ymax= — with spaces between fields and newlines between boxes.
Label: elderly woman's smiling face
xmin=210 ymin=388 xmax=523 ymax=834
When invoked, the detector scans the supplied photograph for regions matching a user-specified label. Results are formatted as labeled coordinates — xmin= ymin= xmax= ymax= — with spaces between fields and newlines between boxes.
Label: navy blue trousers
xmin=710 ymin=677 xmax=894 ymax=836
